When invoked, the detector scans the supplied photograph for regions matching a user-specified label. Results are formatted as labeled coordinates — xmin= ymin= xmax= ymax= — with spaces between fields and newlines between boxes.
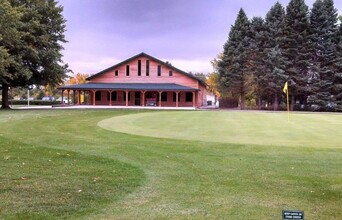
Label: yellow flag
xmin=283 ymin=82 xmax=288 ymax=94
xmin=283 ymin=81 xmax=290 ymax=122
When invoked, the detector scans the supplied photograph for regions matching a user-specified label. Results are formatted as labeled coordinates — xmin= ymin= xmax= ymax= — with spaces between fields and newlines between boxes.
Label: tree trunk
xmin=258 ymin=96 xmax=261 ymax=110
xmin=1 ymin=84 xmax=10 ymax=109
xmin=273 ymin=93 xmax=279 ymax=111
xmin=290 ymin=95 xmax=295 ymax=111
xmin=240 ymin=82 xmax=245 ymax=110
xmin=240 ymin=93 xmax=245 ymax=110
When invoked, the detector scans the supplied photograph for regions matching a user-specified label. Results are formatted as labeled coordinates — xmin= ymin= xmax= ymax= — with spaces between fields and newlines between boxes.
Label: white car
xmin=57 ymin=97 xmax=69 ymax=104
xmin=42 ymin=96 xmax=55 ymax=101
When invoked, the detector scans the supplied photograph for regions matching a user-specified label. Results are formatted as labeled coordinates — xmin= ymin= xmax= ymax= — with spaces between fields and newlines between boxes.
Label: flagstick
xmin=283 ymin=81 xmax=290 ymax=122
xmin=287 ymin=90 xmax=290 ymax=122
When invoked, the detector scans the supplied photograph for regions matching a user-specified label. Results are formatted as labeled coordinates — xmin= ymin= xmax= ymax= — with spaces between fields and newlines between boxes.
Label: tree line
xmin=217 ymin=0 xmax=342 ymax=111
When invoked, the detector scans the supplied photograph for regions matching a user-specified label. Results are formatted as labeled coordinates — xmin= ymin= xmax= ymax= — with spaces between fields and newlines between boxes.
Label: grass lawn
xmin=0 ymin=109 xmax=341 ymax=219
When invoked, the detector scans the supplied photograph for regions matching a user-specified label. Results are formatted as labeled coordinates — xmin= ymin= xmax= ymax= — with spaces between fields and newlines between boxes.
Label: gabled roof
xmin=86 ymin=52 xmax=207 ymax=86
xmin=58 ymin=83 xmax=199 ymax=91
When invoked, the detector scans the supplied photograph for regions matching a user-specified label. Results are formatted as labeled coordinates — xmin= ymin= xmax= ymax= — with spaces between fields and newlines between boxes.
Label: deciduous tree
xmin=0 ymin=0 xmax=68 ymax=109
xmin=66 ymin=73 xmax=90 ymax=85
xmin=0 ymin=0 xmax=23 ymax=108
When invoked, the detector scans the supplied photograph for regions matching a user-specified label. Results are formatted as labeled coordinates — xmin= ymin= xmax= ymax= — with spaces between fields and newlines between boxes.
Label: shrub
xmin=1 ymin=100 xmax=60 ymax=106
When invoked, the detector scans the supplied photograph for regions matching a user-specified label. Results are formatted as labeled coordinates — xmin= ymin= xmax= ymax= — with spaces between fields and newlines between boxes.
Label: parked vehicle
xmin=146 ymin=98 xmax=157 ymax=106
xmin=56 ymin=97 xmax=69 ymax=104
xmin=42 ymin=96 xmax=55 ymax=101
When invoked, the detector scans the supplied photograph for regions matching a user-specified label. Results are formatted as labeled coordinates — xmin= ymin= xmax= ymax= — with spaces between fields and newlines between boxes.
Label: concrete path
xmin=11 ymin=105 xmax=198 ymax=110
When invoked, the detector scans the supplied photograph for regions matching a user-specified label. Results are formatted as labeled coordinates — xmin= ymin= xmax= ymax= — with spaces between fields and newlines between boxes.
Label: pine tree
xmin=283 ymin=0 xmax=312 ymax=110
xmin=218 ymin=8 xmax=250 ymax=109
xmin=309 ymin=0 xmax=338 ymax=111
xmin=333 ymin=22 xmax=342 ymax=111
xmin=264 ymin=2 xmax=288 ymax=110
xmin=1 ymin=0 xmax=68 ymax=109
xmin=249 ymin=17 xmax=268 ymax=110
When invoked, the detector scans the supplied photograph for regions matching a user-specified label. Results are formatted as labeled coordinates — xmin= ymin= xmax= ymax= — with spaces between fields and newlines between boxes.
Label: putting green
xmin=98 ymin=111 xmax=342 ymax=148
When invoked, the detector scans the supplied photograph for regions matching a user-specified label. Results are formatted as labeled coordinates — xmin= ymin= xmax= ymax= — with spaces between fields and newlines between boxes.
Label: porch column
xmin=192 ymin=91 xmax=196 ymax=108
xmin=61 ymin=89 xmax=64 ymax=105
xmin=108 ymin=90 xmax=112 ymax=106
xmin=125 ymin=90 xmax=128 ymax=106
xmin=158 ymin=91 xmax=163 ymax=107
xmin=92 ymin=90 xmax=96 ymax=105
xmin=67 ymin=90 xmax=70 ymax=105
xmin=175 ymin=91 xmax=179 ymax=107
xmin=142 ymin=91 xmax=146 ymax=106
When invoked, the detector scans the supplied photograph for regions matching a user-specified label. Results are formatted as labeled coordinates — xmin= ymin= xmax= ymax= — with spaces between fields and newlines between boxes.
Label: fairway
xmin=1 ymin=109 xmax=341 ymax=219
xmin=98 ymin=111 xmax=342 ymax=148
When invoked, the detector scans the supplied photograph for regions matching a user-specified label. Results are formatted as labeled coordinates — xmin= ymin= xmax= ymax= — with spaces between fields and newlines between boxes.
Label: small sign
xmin=283 ymin=210 xmax=304 ymax=219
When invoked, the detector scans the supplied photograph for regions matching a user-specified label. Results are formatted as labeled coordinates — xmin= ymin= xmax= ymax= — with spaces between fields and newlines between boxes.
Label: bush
xmin=219 ymin=97 xmax=239 ymax=108
xmin=1 ymin=100 xmax=60 ymax=106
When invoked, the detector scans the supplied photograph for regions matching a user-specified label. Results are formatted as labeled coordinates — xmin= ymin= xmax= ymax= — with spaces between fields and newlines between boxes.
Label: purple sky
xmin=58 ymin=0 xmax=342 ymax=76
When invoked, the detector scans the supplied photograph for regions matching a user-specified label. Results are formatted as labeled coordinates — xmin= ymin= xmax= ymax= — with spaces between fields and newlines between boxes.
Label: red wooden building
xmin=59 ymin=53 xmax=208 ymax=108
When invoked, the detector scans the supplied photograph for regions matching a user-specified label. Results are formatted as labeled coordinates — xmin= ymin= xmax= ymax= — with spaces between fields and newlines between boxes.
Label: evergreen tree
xmin=333 ymin=22 xmax=342 ymax=111
xmin=283 ymin=0 xmax=312 ymax=110
xmin=309 ymin=0 xmax=338 ymax=111
xmin=0 ymin=0 xmax=68 ymax=109
xmin=249 ymin=17 xmax=268 ymax=110
xmin=218 ymin=8 xmax=250 ymax=109
xmin=264 ymin=2 xmax=288 ymax=110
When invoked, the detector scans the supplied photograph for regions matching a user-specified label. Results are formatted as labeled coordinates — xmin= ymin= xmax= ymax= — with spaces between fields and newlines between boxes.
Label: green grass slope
xmin=0 ymin=110 xmax=341 ymax=219
xmin=0 ymin=110 xmax=144 ymax=219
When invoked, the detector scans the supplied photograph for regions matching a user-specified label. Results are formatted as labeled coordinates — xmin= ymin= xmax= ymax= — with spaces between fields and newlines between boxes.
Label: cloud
xmin=67 ymin=57 xmax=121 ymax=75
xmin=165 ymin=58 xmax=214 ymax=74
xmin=59 ymin=0 xmax=342 ymax=77
xmin=67 ymin=55 xmax=213 ymax=76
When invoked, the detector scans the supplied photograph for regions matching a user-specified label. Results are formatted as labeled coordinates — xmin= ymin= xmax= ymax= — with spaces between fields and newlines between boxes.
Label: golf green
xmin=98 ymin=111 xmax=342 ymax=148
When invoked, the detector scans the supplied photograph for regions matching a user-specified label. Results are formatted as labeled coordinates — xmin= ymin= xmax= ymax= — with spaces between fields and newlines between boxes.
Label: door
xmin=135 ymin=92 xmax=141 ymax=106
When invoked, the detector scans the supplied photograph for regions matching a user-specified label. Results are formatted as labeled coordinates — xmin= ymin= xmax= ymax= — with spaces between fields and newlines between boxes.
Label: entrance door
xmin=135 ymin=92 xmax=141 ymax=106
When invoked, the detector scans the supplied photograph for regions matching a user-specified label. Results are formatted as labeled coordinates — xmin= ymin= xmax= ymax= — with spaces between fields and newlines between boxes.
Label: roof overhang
xmin=58 ymin=83 xmax=199 ymax=91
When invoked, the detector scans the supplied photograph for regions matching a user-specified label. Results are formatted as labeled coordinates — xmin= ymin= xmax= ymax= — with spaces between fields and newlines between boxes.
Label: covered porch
xmin=58 ymin=83 xmax=200 ymax=108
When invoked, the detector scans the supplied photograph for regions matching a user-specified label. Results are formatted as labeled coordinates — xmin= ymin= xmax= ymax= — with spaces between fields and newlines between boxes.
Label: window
xmin=115 ymin=70 xmax=118 ymax=76
xmin=126 ymin=65 xmax=130 ymax=76
xmin=161 ymin=92 xmax=167 ymax=102
xmin=169 ymin=70 xmax=173 ymax=76
xmin=123 ymin=92 xmax=130 ymax=101
xmin=146 ymin=60 xmax=149 ymax=76
xmin=107 ymin=91 xmax=117 ymax=101
xmin=95 ymin=91 xmax=101 ymax=101
xmin=186 ymin=92 xmax=193 ymax=102
xmin=173 ymin=92 xmax=180 ymax=102
xmin=138 ymin=60 xmax=141 ymax=76
xmin=158 ymin=65 xmax=161 ymax=76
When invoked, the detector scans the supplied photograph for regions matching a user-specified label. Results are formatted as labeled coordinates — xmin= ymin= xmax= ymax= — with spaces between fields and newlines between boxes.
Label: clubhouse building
xmin=59 ymin=53 xmax=208 ymax=108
